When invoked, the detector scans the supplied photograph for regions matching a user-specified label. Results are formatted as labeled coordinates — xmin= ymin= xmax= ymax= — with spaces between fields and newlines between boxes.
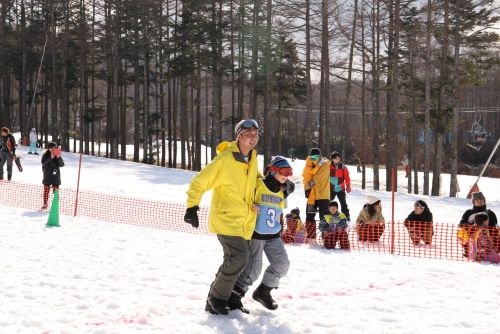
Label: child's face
xmin=273 ymin=173 xmax=289 ymax=184
xmin=329 ymin=206 xmax=338 ymax=214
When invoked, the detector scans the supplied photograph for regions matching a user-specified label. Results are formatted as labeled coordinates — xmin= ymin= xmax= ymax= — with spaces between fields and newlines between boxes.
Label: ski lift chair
xmin=466 ymin=120 xmax=493 ymax=151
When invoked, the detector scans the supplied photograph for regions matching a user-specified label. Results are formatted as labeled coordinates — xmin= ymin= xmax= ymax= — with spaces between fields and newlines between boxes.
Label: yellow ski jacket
xmin=186 ymin=141 xmax=259 ymax=240
xmin=302 ymin=156 xmax=331 ymax=205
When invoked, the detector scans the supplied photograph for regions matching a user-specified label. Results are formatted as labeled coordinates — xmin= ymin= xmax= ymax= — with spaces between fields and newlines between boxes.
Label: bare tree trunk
xmin=304 ymin=0 xmax=313 ymax=147
xmin=385 ymin=0 xmax=400 ymax=192
xmin=0 ymin=1 xmax=13 ymax=126
xmin=20 ymin=0 xmax=27 ymax=134
xmin=212 ymin=0 xmax=223 ymax=156
xmin=449 ymin=42 xmax=460 ymax=196
xmin=319 ymin=0 xmax=329 ymax=153
xmin=133 ymin=28 xmax=141 ymax=162
xmin=343 ymin=0 xmax=359 ymax=154
xmin=432 ymin=0 xmax=450 ymax=196
xmin=237 ymin=0 xmax=246 ymax=122
xmin=423 ymin=0 xmax=432 ymax=195
xmin=110 ymin=4 xmax=120 ymax=159
xmin=60 ymin=0 xmax=70 ymax=149
xmin=372 ymin=0 xmax=381 ymax=190
xmin=249 ymin=1 xmax=260 ymax=118
xmin=79 ymin=0 xmax=88 ymax=154
xmin=360 ymin=8 xmax=367 ymax=189
xmin=262 ymin=0 xmax=272 ymax=166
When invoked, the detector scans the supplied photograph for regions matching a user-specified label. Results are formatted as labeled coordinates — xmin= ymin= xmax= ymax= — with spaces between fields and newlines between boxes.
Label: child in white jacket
xmin=28 ymin=128 xmax=39 ymax=155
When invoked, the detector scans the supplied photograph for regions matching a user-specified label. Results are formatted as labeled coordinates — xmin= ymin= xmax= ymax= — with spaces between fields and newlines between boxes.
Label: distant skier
xmin=28 ymin=128 xmax=39 ymax=155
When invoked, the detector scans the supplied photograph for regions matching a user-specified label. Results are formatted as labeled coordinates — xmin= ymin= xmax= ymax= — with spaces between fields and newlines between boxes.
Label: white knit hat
xmin=366 ymin=195 xmax=380 ymax=205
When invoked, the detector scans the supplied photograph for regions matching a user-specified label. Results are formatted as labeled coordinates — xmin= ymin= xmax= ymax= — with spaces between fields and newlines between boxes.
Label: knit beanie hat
xmin=48 ymin=142 xmax=57 ymax=149
xmin=309 ymin=148 xmax=321 ymax=156
xmin=471 ymin=191 xmax=485 ymax=202
xmin=366 ymin=195 xmax=380 ymax=205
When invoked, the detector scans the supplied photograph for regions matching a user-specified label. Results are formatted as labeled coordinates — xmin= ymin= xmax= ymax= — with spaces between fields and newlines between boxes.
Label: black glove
xmin=305 ymin=189 xmax=311 ymax=198
xmin=184 ymin=205 xmax=200 ymax=228
xmin=283 ymin=180 xmax=295 ymax=198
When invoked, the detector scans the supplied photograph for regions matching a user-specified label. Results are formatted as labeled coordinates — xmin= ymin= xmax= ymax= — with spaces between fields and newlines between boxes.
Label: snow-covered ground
xmin=1 ymin=142 xmax=499 ymax=334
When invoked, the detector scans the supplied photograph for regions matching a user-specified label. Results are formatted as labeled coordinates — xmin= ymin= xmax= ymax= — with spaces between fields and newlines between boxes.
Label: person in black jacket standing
xmin=0 ymin=127 xmax=17 ymax=180
xmin=41 ymin=142 xmax=64 ymax=210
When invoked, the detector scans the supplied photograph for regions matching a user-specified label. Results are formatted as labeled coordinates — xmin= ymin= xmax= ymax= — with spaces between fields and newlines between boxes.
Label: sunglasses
xmin=310 ymin=154 xmax=320 ymax=160
xmin=269 ymin=166 xmax=293 ymax=176
xmin=414 ymin=202 xmax=424 ymax=209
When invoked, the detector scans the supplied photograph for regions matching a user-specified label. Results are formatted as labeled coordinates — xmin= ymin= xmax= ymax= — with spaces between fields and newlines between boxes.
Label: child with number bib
xmin=229 ymin=156 xmax=294 ymax=313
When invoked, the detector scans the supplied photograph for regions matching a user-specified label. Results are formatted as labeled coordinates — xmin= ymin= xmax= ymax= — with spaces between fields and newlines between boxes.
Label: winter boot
xmin=205 ymin=294 xmax=229 ymax=315
xmin=252 ymin=284 xmax=278 ymax=310
xmin=227 ymin=286 xmax=249 ymax=314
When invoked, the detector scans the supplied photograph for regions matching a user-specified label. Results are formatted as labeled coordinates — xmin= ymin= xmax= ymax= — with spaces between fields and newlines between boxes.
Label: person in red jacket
xmin=329 ymin=151 xmax=351 ymax=221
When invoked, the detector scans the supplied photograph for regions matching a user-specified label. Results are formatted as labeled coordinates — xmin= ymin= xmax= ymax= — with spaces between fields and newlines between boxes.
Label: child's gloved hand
xmin=318 ymin=221 xmax=329 ymax=232
xmin=53 ymin=147 xmax=62 ymax=157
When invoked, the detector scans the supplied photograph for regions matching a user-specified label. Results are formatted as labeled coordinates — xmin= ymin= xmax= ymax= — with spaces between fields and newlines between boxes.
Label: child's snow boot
xmin=205 ymin=294 xmax=229 ymax=315
xmin=252 ymin=284 xmax=278 ymax=310
xmin=227 ymin=286 xmax=249 ymax=314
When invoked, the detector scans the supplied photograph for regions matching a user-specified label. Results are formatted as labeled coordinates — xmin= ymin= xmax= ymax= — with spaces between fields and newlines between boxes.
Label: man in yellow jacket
xmin=302 ymin=148 xmax=331 ymax=241
xmin=184 ymin=119 xmax=260 ymax=315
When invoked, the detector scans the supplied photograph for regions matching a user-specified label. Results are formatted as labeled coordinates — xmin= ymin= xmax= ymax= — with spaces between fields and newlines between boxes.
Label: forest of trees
xmin=1 ymin=0 xmax=500 ymax=197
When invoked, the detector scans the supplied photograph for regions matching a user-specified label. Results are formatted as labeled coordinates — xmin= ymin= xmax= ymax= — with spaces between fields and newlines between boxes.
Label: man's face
xmin=238 ymin=129 xmax=259 ymax=150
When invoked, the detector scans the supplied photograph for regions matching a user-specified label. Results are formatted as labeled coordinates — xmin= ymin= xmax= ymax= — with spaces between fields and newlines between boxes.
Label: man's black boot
xmin=228 ymin=286 xmax=249 ymax=314
xmin=205 ymin=294 xmax=229 ymax=315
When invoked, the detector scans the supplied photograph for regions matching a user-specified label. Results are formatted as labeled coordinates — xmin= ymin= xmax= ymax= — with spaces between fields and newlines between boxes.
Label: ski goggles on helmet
xmin=235 ymin=119 xmax=259 ymax=136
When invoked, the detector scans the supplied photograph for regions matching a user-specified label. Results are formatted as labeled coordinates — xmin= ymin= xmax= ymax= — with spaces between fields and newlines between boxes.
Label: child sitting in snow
xmin=281 ymin=208 xmax=307 ymax=244
xmin=319 ymin=201 xmax=350 ymax=250
xmin=466 ymin=212 xmax=500 ymax=263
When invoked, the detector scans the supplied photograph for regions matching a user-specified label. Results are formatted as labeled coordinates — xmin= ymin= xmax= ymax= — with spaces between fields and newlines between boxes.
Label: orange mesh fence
xmin=2 ymin=180 xmax=496 ymax=263
xmin=0 ymin=180 xmax=210 ymax=236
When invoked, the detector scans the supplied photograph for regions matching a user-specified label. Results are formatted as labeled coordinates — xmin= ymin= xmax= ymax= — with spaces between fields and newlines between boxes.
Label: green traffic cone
xmin=46 ymin=190 xmax=60 ymax=227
